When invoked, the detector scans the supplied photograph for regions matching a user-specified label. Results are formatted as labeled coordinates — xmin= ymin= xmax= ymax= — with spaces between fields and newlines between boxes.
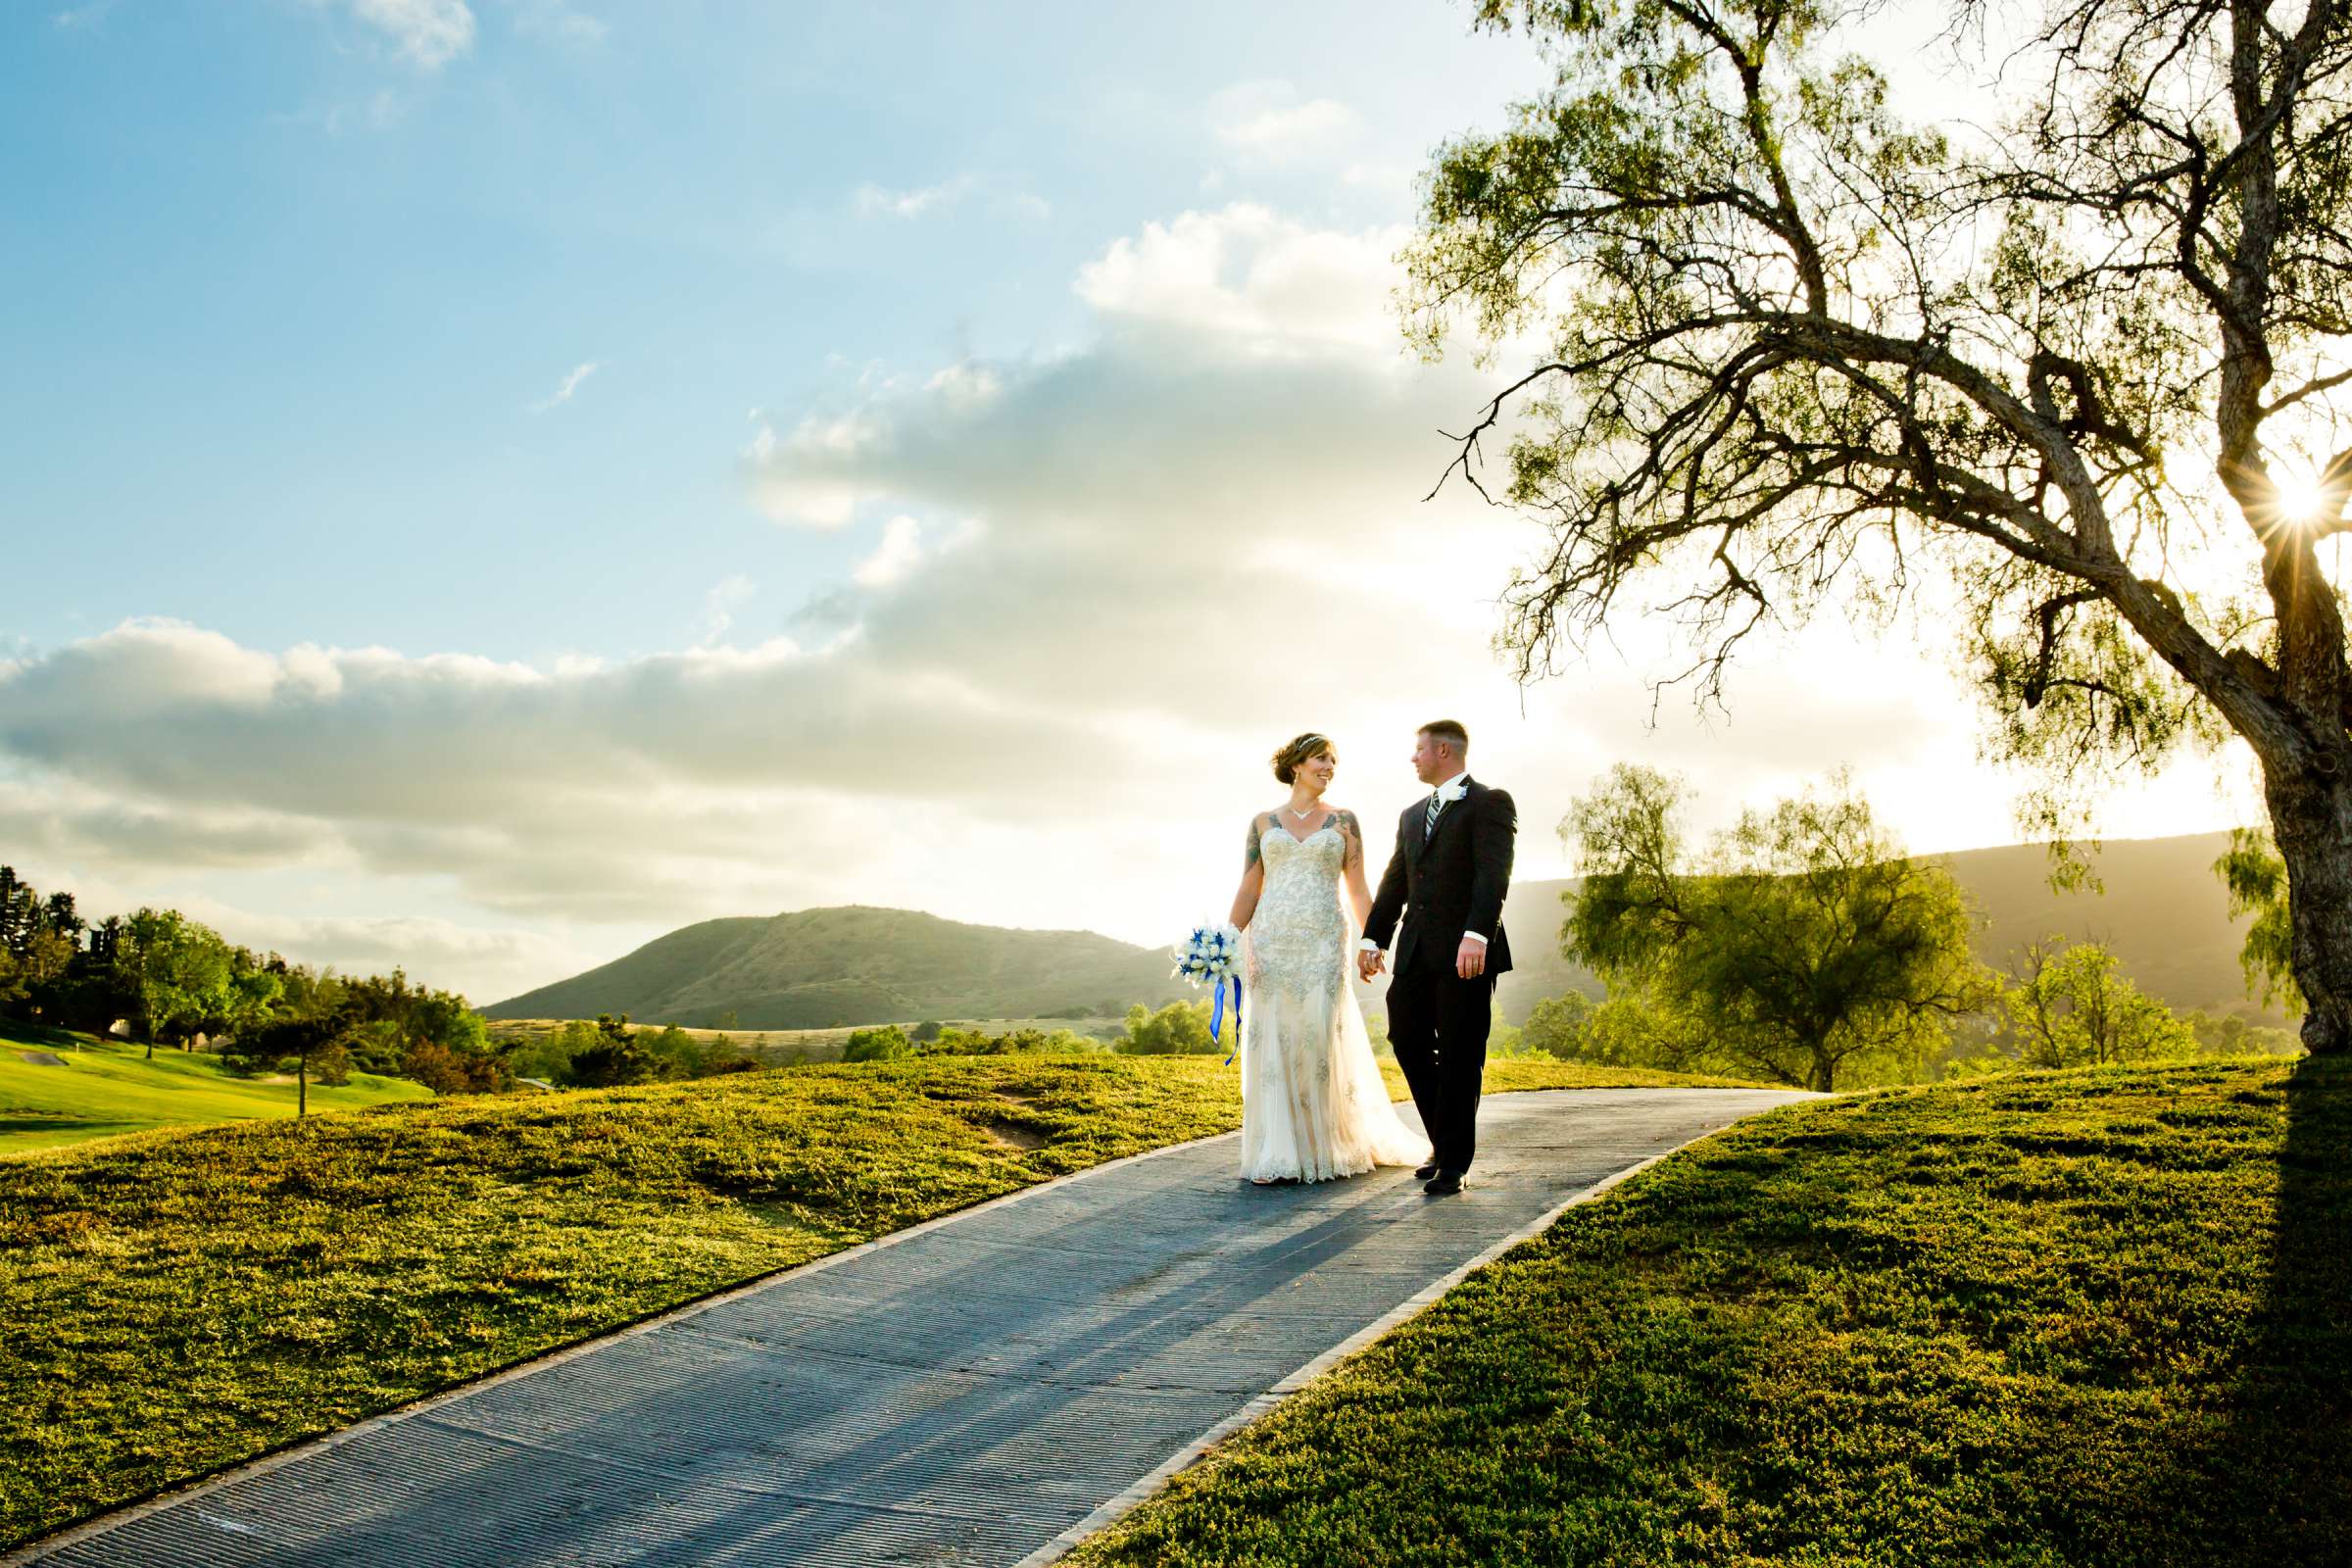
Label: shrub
xmin=843 ymin=1025 xmax=913 ymax=1063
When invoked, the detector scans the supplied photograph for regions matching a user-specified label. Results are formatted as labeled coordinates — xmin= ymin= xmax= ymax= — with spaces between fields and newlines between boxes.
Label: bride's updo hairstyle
xmin=1271 ymin=732 xmax=1335 ymax=784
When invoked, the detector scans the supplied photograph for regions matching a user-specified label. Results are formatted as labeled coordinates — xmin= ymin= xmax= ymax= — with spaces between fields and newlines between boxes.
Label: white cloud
xmin=350 ymin=0 xmax=475 ymax=69
xmin=853 ymin=174 xmax=1052 ymax=222
xmin=853 ymin=516 xmax=925 ymax=588
xmin=1208 ymin=82 xmax=1361 ymax=165
xmin=1341 ymin=161 xmax=1415 ymax=197
xmin=698 ymin=574 xmax=757 ymax=645
xmin=530 ymin=359 xmax=599 ymax=411
xmin=855 ymin=175 xmax=977 ymax=220
xmin=1074 ymin=203 xmax=1405 ymax=355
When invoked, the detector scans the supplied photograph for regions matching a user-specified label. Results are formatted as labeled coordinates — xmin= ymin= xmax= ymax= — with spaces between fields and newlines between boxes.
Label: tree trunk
xmin=2265 ymin=762 xmax=2352 ymax=1055
xmin=298 ymin=1058 xmax=308 ymax=1118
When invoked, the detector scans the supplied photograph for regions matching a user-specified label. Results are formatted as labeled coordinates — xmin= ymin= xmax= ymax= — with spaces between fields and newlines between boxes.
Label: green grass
xmin=0 ymin=1021 xmax=432 ymax=1153
xmin=0 ymin=1049 xmax=1731 ymax=1549
xmin=1065 ymin=1056 xmax=2352 ymax=1568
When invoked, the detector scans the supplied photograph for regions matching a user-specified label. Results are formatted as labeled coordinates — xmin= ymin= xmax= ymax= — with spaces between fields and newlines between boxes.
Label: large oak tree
xmin=1409 ymin=0 xmax=2352 ymax=1052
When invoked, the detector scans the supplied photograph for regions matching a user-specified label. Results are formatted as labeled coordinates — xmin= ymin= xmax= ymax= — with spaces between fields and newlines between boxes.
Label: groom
xmin=1358 ymin=720 xmax=1516 ymax=1197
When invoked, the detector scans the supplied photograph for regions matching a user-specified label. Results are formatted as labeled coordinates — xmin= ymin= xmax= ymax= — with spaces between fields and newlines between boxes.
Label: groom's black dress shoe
xmin=1414 ymin=1161 xmax=1440 ymax=1181
xmin=1422 ymin=1170 xmax=1464 ymax=1196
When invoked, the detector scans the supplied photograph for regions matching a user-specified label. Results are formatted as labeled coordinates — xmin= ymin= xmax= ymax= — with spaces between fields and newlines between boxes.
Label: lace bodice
xmin=1249 ymin=825 xmax=1348 ymax=1008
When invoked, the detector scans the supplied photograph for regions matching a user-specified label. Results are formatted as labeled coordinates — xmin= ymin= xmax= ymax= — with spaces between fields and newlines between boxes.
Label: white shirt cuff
xmin=1357 ymin=938 xmax=1383 ymax=953
xmin=1462 ymin=931 xmax=1488 ymax=945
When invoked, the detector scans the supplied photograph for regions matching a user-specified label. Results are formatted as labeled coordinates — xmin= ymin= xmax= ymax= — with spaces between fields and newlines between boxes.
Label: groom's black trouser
xmin=1385 ymin=966 xmax=1494 ymax=1172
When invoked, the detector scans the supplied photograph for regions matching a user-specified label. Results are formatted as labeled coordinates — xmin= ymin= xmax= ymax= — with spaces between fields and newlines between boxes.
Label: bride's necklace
xmin=1286 ymin=802 xmax=1320 ymax=820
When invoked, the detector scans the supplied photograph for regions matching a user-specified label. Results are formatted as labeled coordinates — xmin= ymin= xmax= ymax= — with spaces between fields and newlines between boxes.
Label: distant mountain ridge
xmin=493 ymin=832 xmax=2280 ymax=1032
xmin=484 ymin=906 xmax=1191 ymax=1028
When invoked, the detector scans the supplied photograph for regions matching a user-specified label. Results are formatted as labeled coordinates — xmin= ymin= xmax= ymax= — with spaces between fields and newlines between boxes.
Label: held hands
xmin=1356 ymin=948 xmax=1386 ymax=982
xmin=1455 ymin=936 xmax=1487 ymax=980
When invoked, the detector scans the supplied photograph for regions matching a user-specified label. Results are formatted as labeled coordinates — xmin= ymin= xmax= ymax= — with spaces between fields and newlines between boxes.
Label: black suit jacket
xmin=1363 ymin=777 xmax=1516 ymax=977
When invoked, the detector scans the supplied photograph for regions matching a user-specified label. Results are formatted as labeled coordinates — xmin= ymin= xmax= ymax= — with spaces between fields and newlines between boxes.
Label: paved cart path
xmin=20 ymin=1087 xmax=1809 ymax=1568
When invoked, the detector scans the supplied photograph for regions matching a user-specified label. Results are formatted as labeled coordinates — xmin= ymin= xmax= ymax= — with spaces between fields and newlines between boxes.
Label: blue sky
xmin=1 ymin=1 xmax=2261 ymax=1003
xmin=9 ymin=1 xmax=1540 ymax=662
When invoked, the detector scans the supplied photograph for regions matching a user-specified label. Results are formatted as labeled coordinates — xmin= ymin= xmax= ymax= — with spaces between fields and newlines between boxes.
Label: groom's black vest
xmin=1364 ymin=777 xmax=1516 ymax=977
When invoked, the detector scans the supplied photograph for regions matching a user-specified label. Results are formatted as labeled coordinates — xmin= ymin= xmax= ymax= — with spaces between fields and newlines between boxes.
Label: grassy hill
xmin=0 ymin=1052 xmax=1750 ymax=1549
xmin=485 ymin=905 xmax=1191 ymax=1028
xmin=0 ymin=1021 xmax=432 ymax=1154
xmin=1067 ymin=1056 xmax=2351 ymax=1568
xmin=1483 ymin=829 xmax=2277 ymax=1028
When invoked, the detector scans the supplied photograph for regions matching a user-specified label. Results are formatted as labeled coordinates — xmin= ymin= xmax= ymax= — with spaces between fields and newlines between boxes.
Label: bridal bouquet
xmin=1172 ymin=921 xmax=1243 ymax=1059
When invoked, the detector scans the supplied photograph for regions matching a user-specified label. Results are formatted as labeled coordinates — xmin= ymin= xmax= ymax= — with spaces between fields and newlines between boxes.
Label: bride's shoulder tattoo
xmin=1247 ymin=813 xmax=1269 ymax=867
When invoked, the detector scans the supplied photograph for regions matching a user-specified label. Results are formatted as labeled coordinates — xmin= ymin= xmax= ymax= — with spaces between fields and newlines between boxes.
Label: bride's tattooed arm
xmin=1232 ymin=813 xmax=1270 ymax=929
xmin=1331 ymin=809 xmax=1375 ymax=928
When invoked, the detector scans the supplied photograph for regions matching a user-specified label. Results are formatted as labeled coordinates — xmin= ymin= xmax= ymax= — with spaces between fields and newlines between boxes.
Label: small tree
xmin=1117 ymin=1000 xmax=1216 ymax=1054
xmin=402 ymin=1039 xmax=510 ymax=1094
xmin=565 ymin=1013 xmax=655 ymax=1087
xmin=2006 ymin=938 xmax=2197 ymax=1068
xmin=1519 ymin=991 xmax=1595 ymax=1059
xmin=843 ymin=1025 xmax=913 ymax=1063
xmin=113 ymin=908 xmax=233 ymax=1057
xmin=1569 ymin=766 xmax=1998 ymax=1091
xmin=235 ymin=1010 xmax=356 ymax=1117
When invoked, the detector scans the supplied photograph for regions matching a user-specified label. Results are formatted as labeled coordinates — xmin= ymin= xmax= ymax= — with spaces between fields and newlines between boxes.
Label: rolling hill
xmin=493 ymin=832 xmax=2281 ymax=1033
xmin=484 ymin=906 xmax=1193 ymax=1028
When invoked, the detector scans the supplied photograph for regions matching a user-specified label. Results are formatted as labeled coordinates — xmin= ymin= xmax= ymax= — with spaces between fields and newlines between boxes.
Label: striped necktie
xmin=1424 ymin=791 xmax=1444 ymax=837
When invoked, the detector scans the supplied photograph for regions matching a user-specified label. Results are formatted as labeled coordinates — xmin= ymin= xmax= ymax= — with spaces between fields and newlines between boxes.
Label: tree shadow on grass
xmin=0 ymin=1118 xmax=140 ymax=1136
xmin=2214 ymin=1055 xmax=2352 ymax=1565
xmin=2121 ymin=1057 xmax=2352 ymax=1568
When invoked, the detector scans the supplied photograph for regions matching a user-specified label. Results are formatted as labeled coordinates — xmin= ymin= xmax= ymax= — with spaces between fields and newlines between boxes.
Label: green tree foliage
xmin=1408 ymin=0 xmax=2352 ymax=1054
xmin=401 ymin=1039 xmax=511 ymax=1094
xmin=843 ymin=1024 xmax=914 ymax=1063
xmin=113 ymin=908 xmax=234 ymax=1058
xmin=2183 ymin=1007 xmax=2305 ymax=1058
xmin=1568 ymin=766 xmax=1997 ymax=1091
xmin=1518 ymin=991 xmax=1594 ymax=1059
xmin=1 ymin=866 xmax=501 ymax=1090
xmin=233 ymin=1010 xmax=355 ymax=1116
xmin=1118 ymin=1000 xmax=1217 ymax=1055
xmin=565 ymin=1013 xmax=658 ymax=1088
xmin=2214 ymin=828 xmax=2300 ymax=1016
xmin=2005 ymin=939 xmax=2198 ymax=1069
xmin=0 ymin=871 xmax=77 ymax=1021
xmin=918 ymin=1025 xmax=1102 ymax=1056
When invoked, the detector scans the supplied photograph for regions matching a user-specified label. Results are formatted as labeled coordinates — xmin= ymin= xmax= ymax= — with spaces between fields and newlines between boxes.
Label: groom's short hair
xmin=1419 ymin=719 xmax=1469 ymax=757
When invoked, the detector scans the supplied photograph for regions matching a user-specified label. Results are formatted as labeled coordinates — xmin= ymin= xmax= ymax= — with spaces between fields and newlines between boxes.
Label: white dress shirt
xmin=1361 ymin=771 xmax=1488 ymax=952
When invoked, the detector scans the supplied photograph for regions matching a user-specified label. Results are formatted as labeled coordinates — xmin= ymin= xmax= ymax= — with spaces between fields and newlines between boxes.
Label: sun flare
xmin=2274 ymin=471 xmax=2330 ymax=524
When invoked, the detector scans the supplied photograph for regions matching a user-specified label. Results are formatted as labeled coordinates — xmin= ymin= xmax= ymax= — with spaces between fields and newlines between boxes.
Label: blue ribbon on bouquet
xmin=1212 ymin=973 xmax=1239 ymax=1065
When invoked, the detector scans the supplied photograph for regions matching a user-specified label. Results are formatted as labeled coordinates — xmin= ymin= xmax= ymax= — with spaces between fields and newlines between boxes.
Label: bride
xmin=1227 ymin=732 xmax=1428 ymax=1185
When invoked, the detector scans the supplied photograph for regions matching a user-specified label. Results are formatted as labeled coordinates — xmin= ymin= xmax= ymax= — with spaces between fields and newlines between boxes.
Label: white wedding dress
xmin=1237 ymin=820 xmax=1428 ymax=1182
